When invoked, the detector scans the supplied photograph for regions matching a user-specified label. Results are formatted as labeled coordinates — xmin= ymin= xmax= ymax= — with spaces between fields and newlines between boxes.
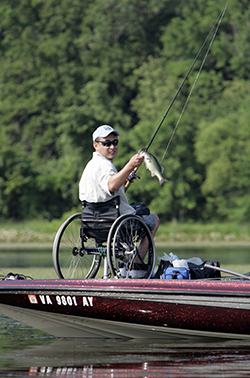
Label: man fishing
xmin=79 ymin=124 xmax=159 ymax=278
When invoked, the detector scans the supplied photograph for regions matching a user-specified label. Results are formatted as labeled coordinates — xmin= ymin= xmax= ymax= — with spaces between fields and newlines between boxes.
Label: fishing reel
xmin=127 ymin=170 xmax=140 ymax=183
xmin=125 ymin=170 xmax=140 ymax=192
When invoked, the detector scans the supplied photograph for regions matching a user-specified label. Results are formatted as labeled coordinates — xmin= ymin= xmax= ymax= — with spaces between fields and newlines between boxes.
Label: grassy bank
xmin=157 ymin=222 xmax=250 ymax=243
xmin=0 ymin=217 xmax=64 ymax=244
xmin=0 ymin=216 xmax=250 ymax=244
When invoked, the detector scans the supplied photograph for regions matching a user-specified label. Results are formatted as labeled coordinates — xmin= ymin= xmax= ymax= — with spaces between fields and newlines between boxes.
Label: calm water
xmin=1 ymin=244 xmax=250 ymax=267
xmin=1 ymin=246 xmax=250 ymax=377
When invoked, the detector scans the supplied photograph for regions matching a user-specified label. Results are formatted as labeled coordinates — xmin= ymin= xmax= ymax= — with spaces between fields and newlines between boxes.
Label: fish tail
xmin=159 ymin=178 xmax=170 ymax=185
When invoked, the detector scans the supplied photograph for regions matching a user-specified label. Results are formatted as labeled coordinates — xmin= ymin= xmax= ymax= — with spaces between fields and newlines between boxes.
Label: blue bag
xmin=161 ymin=267 xmax=190 ymax=280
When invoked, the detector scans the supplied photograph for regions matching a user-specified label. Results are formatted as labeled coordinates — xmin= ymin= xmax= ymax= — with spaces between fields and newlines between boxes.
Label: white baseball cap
xmin=92 ymin=125 xmax=120 ymax=142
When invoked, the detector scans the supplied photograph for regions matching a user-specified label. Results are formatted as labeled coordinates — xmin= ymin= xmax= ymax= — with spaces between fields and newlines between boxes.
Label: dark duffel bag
xmin=189 ymin=260 xmax=221 ymax=279
xmin=130 ymin=202 xmax=150 ymax=215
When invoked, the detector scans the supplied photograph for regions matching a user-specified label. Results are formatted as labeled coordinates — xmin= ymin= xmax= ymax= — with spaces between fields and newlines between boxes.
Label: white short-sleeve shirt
xmin=79 ymin=152 xmax=135 ymax=215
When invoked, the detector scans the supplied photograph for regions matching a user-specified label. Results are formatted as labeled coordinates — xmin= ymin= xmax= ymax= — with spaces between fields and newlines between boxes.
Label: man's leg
xmin=134 ymin=213 xmax=159 ymax=263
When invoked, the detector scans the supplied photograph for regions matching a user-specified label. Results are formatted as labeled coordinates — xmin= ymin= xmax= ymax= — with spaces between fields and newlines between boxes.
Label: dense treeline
xmin=0 ymin=0 xmax=250 ymax=223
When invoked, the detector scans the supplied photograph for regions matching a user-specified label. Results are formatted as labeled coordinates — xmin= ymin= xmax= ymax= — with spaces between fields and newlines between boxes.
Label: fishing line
xmin=125 ymin=3 xmax=228 ymax=192
xmin=145 ymin=2 xmax=228 ymax=153
xmin=160 ymin=3 xmax=228 ymax=164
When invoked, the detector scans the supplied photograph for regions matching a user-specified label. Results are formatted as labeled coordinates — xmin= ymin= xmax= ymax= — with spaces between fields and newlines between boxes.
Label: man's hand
xmin=108 ymin=154 xmax=144 ymax=193
xmin=127 ymin=154 xmax=144 ymax=170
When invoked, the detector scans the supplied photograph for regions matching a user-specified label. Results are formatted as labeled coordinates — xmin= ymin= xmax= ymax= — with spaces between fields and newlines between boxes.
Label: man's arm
xmin=108 ymin=154 xmax=144 ymax=193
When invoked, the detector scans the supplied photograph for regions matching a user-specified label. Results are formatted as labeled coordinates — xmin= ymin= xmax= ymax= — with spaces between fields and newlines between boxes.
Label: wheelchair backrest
xmin=81 ymin=196 xmax=120 ymax=242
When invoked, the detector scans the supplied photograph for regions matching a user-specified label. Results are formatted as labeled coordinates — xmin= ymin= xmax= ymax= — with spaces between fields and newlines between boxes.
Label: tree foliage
xmin=0 ymin=0 xmax=250 ymax=222
xmin=195 ymin=80 xmax=250 ymax=221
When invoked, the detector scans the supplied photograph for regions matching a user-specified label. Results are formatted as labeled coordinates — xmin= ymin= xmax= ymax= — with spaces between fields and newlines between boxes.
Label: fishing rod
xmin=125 ymin=3 xmax=227 ymax=192
xmin=146 ymin=2 xmax=228 ymax=152
xmin=161 ymin=2 xmax=228 ymax=164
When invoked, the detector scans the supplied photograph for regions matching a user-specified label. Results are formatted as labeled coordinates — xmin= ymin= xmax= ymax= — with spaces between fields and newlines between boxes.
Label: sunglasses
xmin=96 ymin=139 xmax=119 ymax=147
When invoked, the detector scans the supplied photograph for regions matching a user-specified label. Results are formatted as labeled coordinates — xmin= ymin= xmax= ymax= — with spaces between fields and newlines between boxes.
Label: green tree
xmin=1 ymin=0 xmax=250 ymax=223
xmin=0 ymin=0 xmax=175 ymax=219
xmin=0 ymin=0 xmax=90 ymax=218
xmin=195 ymin=80 xmax=250 ymax=221
xmin=129 ymin=0 xmax=250 ymax=222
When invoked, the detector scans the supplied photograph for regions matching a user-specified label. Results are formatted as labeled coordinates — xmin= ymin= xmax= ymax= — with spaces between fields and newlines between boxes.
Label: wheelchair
xmin=52 ymin=199 xmax=156 ymax=280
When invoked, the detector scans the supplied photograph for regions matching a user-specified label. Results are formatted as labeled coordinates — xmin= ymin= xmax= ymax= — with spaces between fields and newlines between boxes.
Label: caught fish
xmin=138 ymin=149 xmax=170 ymax=185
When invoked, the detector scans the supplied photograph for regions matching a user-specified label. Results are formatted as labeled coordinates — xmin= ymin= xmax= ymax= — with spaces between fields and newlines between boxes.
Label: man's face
xmin=93 ymin=133 xmax=119 ymax=160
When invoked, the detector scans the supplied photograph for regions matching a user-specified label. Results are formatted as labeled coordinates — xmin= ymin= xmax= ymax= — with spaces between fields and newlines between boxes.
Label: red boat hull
xmin=0 ymin=278 xmax=250 ymax=339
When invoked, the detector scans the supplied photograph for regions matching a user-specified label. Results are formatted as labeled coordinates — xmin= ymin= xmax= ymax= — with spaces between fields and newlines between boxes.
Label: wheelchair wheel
xmin=107 ymin=214 xmax=156 ymax=279
xmin=53 ymin=213 xmax=101 ymax=279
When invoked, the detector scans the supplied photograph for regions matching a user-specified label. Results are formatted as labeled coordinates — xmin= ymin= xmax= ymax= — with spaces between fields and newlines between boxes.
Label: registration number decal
xmin=28 ymin=294 xmax=94 ymax=307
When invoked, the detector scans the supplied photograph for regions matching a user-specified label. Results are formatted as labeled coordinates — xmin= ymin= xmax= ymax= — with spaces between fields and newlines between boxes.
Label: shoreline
xmin=0 ymin=241 xmax=249 ymax=250
xmin=155 ymin=241 xmax=250 ymax=248
xmin=0 ymin=243 xmax=53 ymax=250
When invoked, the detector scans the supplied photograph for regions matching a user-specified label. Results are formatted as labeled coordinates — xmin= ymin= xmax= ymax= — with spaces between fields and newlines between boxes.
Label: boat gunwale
xmin=1 ymin=278 xmax=250 ymax=298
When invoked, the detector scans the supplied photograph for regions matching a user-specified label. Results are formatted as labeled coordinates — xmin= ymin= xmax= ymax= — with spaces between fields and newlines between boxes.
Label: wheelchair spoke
xmin=107 ymin=215 xmax=156 ymax=279
xmin=53 ymin=213 xmax=101 ymax=279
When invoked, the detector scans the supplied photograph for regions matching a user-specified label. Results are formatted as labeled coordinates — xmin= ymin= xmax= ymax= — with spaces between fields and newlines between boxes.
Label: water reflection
xmin=0 ymin=249 xmax=52 ymax=268
xmin=1 ymin=332 xmax=250 ymax=377
xmin=1 ymin=245 xmax=250 ymax=268
xmin=157 ymin=245 xmax=250 ymax=265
